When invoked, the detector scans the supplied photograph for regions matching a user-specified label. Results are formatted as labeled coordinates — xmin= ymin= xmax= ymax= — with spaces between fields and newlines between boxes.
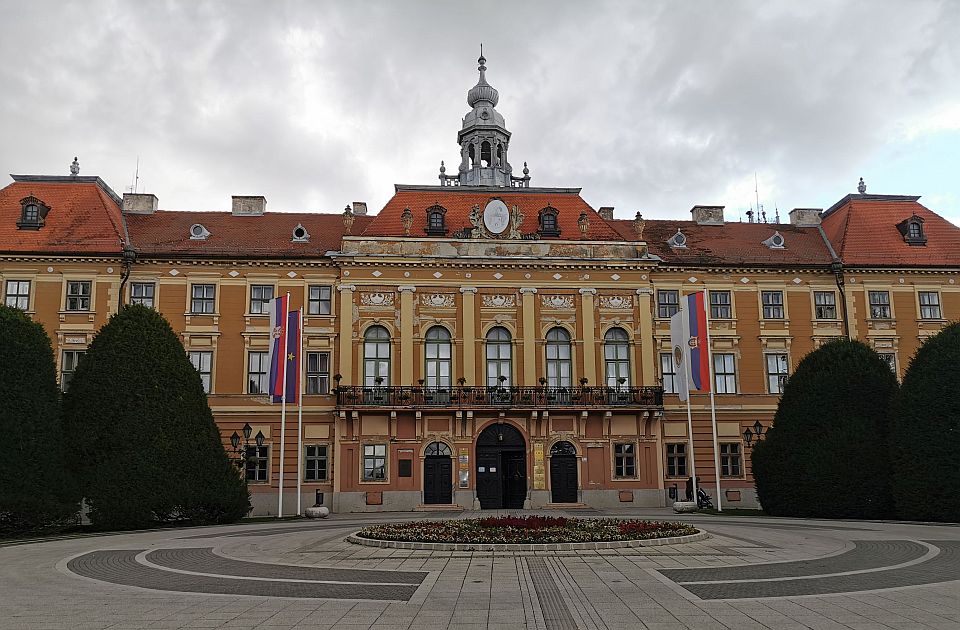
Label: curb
xmin=346 ymin=529 xmax=709 ymax=551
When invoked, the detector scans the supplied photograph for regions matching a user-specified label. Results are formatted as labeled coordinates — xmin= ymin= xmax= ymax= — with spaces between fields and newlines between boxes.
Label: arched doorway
xmin=423 ymin=441 xmax=453 ymax=504
xmin=550 ymin=441 xmax=578 ymax=503
xmin=476 ymin=423 xmax=527 ymax=509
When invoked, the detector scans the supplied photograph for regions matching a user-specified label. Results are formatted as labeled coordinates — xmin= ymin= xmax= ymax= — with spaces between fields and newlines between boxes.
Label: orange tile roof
xmin=608 ymin=218 xmax=834 ymax=267
xmin=0 ymin=177 xmax=126 ymax=255
xmin=126 ymin=211 xmax=373 ymax=258
xmin=820 ymin=195 xmax=960 ymax=267
xmin=360 ymin=185 xmax=623 ymax=240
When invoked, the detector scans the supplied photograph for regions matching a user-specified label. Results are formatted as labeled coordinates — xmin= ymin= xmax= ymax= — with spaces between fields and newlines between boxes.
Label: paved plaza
xmin=1 ymin=509 xmax=958 ymax=629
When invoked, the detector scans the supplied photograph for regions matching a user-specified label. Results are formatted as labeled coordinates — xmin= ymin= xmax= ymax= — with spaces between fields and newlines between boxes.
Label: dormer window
xmin=292 ymin=223 xmax=310 ymax=243
xmin=538 ymin=206 xmax=561 ymax=237
xmin=762 ymin=231 xmax=786 ymax=249
xmin=897 ymin=214 xmax=926 ymax=245
xmin=16 ymin=196 xmax=50 ymax=230
xmin=189 ymin=223 xmax=211 ymax=240
xmin=424 ymin=204 xmax=448 ymax=236
xmin=667 ymin=229 xmax=687 ymax=249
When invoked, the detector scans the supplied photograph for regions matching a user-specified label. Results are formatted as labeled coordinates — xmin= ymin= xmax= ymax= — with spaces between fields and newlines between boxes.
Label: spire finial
xmin=70 ymin=156 xmax=79 ymax=176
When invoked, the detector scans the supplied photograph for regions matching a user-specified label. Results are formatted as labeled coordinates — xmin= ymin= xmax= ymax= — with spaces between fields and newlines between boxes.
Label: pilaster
xmin=579 ymin=288 xmax=597 ymax=384
xmin=636 ymin=288 xmax=655 ymax=385
xmin=398 ymin=285 xmax=416 ymax=385
xmin=337 ymin=285 xmax=355 ymax=384
xmin=460 ymin=287 xmax=477 ymax=385
xmin=520 ymin=287 xmax=538 ymax=384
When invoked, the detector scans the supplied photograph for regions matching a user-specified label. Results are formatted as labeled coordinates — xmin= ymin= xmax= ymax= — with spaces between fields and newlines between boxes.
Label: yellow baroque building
xmin=3 ymin=60 xmax=959 ymax=515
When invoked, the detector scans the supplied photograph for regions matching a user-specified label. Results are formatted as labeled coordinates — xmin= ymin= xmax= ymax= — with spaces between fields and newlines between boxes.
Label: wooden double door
xmin=424 ymin=456 xmax=453 ymax=504
xmin=549 ymin=441 xmax=579 ymax=504
xmin=476 ymin=423 xmax=527 ymax=509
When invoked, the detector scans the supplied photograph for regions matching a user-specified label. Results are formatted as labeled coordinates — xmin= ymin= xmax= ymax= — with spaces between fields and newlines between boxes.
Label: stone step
xmin=413 ymin=504 xmax=465 ymax=512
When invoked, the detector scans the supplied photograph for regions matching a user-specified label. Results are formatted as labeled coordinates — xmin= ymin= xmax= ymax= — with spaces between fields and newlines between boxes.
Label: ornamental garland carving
xmin=420 ymin=293 xmax=455 ymax=308
xmin=359 ymin=292 xmax=395 ymax=307
xmin=481 ymin=294 xmax=516 ymax=308
xmin=599 ymin=295 xmax=633 ymax=309
xmin=541 ymin=295 xmax=575 ymax=309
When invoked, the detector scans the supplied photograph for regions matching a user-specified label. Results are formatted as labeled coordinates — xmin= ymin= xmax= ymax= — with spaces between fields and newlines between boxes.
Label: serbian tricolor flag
xmin=281 ymin=309 xmax=301 ymax=404
xmin=669 ymin=291 xmax=710 ymax=401
xmin=267 ymin=294 xmax=289 ymax=402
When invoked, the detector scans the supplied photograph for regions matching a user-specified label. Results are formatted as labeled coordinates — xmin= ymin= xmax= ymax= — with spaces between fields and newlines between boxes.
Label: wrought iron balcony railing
xmin=335 ymin=385 xmax=663 ymax=409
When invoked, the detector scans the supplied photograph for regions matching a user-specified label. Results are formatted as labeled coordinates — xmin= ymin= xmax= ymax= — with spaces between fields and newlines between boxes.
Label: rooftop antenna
xmin=774 ymin=205 xmax=780 ymax=223
xmin=127 ymin=156 xmax=140 ymax=194
xmin=754 ymin=173 xmax=761 ymax=220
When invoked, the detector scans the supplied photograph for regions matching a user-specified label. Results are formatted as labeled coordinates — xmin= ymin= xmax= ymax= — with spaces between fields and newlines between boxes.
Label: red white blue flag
xmin=669 ymin=291 xmax=711 ymax=401
xmin=267 ymin=294 xmax=289 ymax=402
xmin=280 ymin=309 xmax=301 ymax=404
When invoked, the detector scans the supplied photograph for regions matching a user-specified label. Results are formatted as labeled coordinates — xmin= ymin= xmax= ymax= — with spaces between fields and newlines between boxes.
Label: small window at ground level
xmin=245 ymin=445 xmax=269 ymax=482
xmin=363 ymin=444 xmax=387 ymax=481
xmin=614 ymin=443 xmax=636 ymax=478
xmin=666 ymin=443 xmax=687 ymax=477
xmin=304 ymin=445 xmax=328 ymax=481
xmin=720 ymin=443 xmax=742 ymax=477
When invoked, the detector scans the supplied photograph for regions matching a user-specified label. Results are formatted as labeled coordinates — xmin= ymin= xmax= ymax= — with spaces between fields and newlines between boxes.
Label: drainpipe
xmin=118 ymin=248 xmax=136 ymax=309
xmin=832 ymin=262 xmax=850 ymax=339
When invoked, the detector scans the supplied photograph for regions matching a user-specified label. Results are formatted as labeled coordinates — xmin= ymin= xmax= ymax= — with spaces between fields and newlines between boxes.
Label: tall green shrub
xmin=891 ymin=322 xmax=960 ymax=522
xmin=63 ymin=305 xmax=248 ymax=530
xmin=0 ymin=305 xmax=78 ymax=535
xmin=752 ymin=339 xmax=897 ymax=518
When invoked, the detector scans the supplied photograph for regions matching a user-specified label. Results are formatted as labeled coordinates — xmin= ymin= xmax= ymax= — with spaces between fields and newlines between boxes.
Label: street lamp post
xmin=230 ymin=422 xmax=265 ymax=476
xmin=742 ymin=420 xmax=766 ymax=448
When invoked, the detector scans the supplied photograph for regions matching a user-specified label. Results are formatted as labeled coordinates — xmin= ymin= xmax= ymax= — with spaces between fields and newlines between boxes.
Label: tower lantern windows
xmin=481 ymin=141 xmax=492 ymax=167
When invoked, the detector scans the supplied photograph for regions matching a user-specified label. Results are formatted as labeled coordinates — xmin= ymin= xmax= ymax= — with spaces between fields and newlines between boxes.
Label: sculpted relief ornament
xmin=360 ymin=292 xmax=395 ymax=307
xmin=541 ymin=295 xmax=575 ymax=309
xmin=420 ymin=293 xmax=455 ymax=308
xmin=481 ymin=294 xmax=516 ymax=308
xmin=469 ymin=199 xmax=526 ymax=239
xmin=599 ymin=295 xmax=633 ymax=309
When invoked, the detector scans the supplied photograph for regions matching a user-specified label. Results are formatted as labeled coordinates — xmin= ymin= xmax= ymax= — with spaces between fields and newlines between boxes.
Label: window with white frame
xmin=869 ymin=291 xmax=891 ymax=319
xmin=61 ymin=350 xmax=85 ymax=392
xmin=363 ymin=444 xmax=387 ymax=481
xmin=363 ymin=326 xmax=391 ymax=386
xmin=713 ymin=353 xmax=736 ymax=394
xmin=188 ymin=351 xmax=212 ymax=393
xmin=245 ymin=445 xmax=269 ymax=482
xmin=66 ymin=280 xmax=91 ymax=311
xmin=877 ymin=352 xmax=897 ymax=373
xmin=660 ymin=352 xmax=678 ymax=394
xmin=761 ymin=291 xmax=784 ymax=319
xmin=424 ymin=326 xmax=452 ymax=389
xmin=709 ymin=290 xmax=732 ymax=319
xmin=304 ymin=445 xmax=328 ymax=481
xmin=765 ymin=353 xmax=789 ymax=394
xmin=720 ymin=443 xmax=742 ymax=477
xmin=613 ymin=443 xmax=636 ymax=478
xmin=307 ymin=285 xmax=332 ymax=316
xmin=485 ymin=327 xmax=512 ymax=386
xmin=657 ymin=289 xmax=679 ymax=318
xmin=191 ymin=284 xmax=215 ymax=314
xmin=249 ymin=285 xmax=274 ymax=315
xmin=4 ymin=280 xmax=30 ymax=310
xmin=604 ymin=328 xmax=630 ymax=387
xmin=130 ymin=282 xmax=155 ymax=307
xmin=545 ymin=327 xmax=573 ymax=388
xmin=666 ymin=443 xmax=687 ymax=477
xmin=919 ymin=292 xmax=941 ymax=319
xmin=306 ymin=352 xmax=330 ymax=395
xmin=248 ymin=351 xmax=269 ymax=394
xmin=814 ymin=291 xmax=837 ymax=319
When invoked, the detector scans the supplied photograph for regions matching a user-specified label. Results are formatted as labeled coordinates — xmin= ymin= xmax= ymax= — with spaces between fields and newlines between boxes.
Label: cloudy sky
xmin=1 ymin=1 xmax=958 ymax=224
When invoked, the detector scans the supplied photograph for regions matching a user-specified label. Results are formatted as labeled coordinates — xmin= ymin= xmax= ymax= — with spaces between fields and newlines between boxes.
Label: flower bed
xmin=354 ymin=516 xmax=697 ymax=545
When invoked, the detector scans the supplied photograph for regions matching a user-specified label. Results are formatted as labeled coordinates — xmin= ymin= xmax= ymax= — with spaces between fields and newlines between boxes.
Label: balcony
xmin=335 ymin=385 xmax=664 ymax=409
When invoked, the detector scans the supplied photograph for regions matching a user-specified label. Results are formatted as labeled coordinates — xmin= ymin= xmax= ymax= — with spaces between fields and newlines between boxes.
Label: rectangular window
xmin=709 ymin=290 xmax=732 ymax=319
xmin=919 ymin=292 xmax=941 ymax=320
xmin=248 ymin=351 xmax=269 ymax=394
xmin=713 ymin=353 xmax=736 ymax=394
xmin=720 ymin=443 xmax=742 ymax=477
xmin=61 ymin=350 xmax=85 ymax=392
xmin=761 ymin=291 xmax=784 ymax=319
xmin=306 ymin=352 xmax=330 ymax=395
xmin=4 ymin=280 xmax=30 ymax=310
xmin=245 ymin=445 xmax=269 ymax=482
xmin=666 ymin=443 xmax=687 ymax=477
xmin=657 ymin=290 xmax=679 ymax=318
xmin=765 ymin=353 xmax=789 ymax=394
xmin=130 ymin=282 xmax=155 ymax=308
xmin=878 ymin=352 xmax=897 ymax=373
xmin=191 ymin=284 xmax=216 ymax=314
xmin=66 ymin=280 xmax=91 ymax=311
xmin=363 ymin=444 xmax=387 ymax=481
xmin=307 ymin=285 xmax=332 ymax=316
xmin=188 ymin=350 xmax=213 ymax=393
xmin=304 ymin=445 xmax=328 ymax=481
xmin=614 ymin=443 xmax=637 ymax=478
xmin=869 ymin=291 xmax=891 ymax=319
xmin=249 ymin=285 xmax=274 ymax=315
xmin=814 ymin=291 xmax=837 ymax=320
xmin=660 ymin=352 xmax=678 ymax=394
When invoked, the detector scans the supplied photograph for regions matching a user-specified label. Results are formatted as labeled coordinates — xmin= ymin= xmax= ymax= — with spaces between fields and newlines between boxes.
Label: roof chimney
xmin=352 ymin=201 xmax=367 ymax=216
xmin=789 ymin=208 xmax=822 ymax=227
xmin=232 ymin=196 xmax=266 ymax=216
xmin=691 ymin=205 xmax=724 ymax=225
xmin=122 ymin=193 xmax=158 ymax=215
xmin=597 ymin=206 xmax=614 ymax=220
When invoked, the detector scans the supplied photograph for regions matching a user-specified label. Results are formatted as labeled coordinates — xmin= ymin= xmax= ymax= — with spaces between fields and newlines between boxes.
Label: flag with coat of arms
xmin=266 ymin=295 xmax=301 ymax=403
xmin=669 ymin=291 xmax=711 ymax=402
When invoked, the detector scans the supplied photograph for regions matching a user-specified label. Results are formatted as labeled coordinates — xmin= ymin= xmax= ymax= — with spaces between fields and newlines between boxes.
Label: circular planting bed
xmin=348 ymin=515 xmax=706 ymax=551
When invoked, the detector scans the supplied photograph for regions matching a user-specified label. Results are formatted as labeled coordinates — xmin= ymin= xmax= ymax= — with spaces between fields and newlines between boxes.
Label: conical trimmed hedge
xmin=63 ymin=305 xmax=249 ymax=530
xmin=891 ymin=322 xmax=960 ymax=522
xmin=751 ymin=339 xmax=897 ymax=519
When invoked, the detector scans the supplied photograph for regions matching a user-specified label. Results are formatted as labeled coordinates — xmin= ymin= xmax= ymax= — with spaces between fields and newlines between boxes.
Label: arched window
xmin=17 ymin=196 xmax=49 ymax=230
xmin=485 ymin=327 xmax=512 ymax=386
xmin=468 ymin=143 xmax=476 ymax=168
xmin=424 ymin=204 xmax=448 ymax=236
xmin=550 ymin=440 xmax=577 ymax=456
xmin=496 ymin=144 xmax=503 ymax=166
xmin=545 ymin=327 xmax=572 ymax=388
xmin=481 ymin=141 xmax=492 ymax=167
xmin=363 ymin=326 xmax=391 ymax=386
xmin=604 ymin=328 xmax=631 ymax=387
xmin=425 ymin=326 xmax=451 ymax=389
xmin=425 ymin=441 xmax=452 ymax=456
xmin=539 ymin=206 xmax=560 ymax=237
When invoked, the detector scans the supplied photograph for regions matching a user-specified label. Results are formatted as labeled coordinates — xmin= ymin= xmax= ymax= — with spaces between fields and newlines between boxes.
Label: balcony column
xmin=337 ymin=285 xmax=355 ymax=384
xmin=520 ymin=287 xmax=538 ymax=384
xmin=579 ymin=288 xmax=597 ymax=385
xmin=636 ymin=288 xmax=655 ymax=386
xmin=460 ymin=287 xmax=477 ymax=385
xmin=398 ymin=286 xmax=416 ymax=385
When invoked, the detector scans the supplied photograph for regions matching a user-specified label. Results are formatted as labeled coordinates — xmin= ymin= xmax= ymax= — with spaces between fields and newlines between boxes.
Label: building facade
xmin=3 ymin=60 xmax=959 ymax=514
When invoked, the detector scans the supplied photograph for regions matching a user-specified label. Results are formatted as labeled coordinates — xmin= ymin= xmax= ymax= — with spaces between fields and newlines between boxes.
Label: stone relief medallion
xmin=482 ymin=294 xmax=516 ymax=308
xmin=420 ymin=293 xmax=455 ymax=308
xmin=541 ymin=295 xmax=574 ymax=309
xmin=360 ymin=292 xmax=395 ymax=307
xmin=599 ymin=295 xmax=633 ymax=309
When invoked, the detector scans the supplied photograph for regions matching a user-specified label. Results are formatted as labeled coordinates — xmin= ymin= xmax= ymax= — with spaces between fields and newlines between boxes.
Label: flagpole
xmin=682 ymin=338 xmax=698 ymax=504
xmin=278 ymin=292 xmax=290 ymax=519
xmin=702 ymin=291 xmax=723 ymax=512
xmin=296 ymin=307 xmax=304 ymax=517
